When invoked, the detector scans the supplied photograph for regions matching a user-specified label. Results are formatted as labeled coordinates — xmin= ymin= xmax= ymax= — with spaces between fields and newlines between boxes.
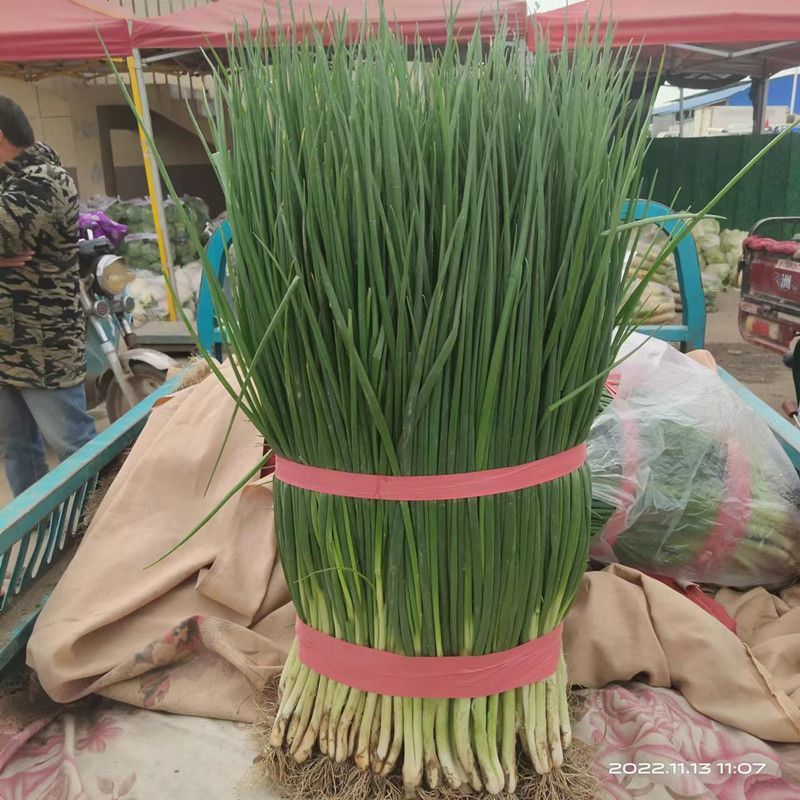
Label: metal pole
xmin=751 ymin=74 xmax=769 ymax=134
xmin=790 ymin=66 xmax=799 ymax=117
xmin=678 ymin=87 xmax=685 ymax=137
xmin=126 ymin=50 xmax=178 ymax=321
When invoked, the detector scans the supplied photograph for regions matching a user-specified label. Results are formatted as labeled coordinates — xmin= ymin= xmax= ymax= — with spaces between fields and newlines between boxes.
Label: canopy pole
xmin=751 ymin=76 xmax=768 ymax=134
xmin=126 ymin=51 xmax=177 ymax=322
xmin=678 ymin=88 xmax=685 ymax=138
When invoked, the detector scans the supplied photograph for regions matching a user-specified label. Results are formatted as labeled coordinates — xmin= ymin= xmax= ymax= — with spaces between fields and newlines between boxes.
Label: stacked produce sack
xmin=81 ymin=195 xmax=211 ymax=326
xmin=590 ymin=334 xmax=800 ymax=589
xmin=692 ymin=218 xmax=748 ymax=308
xmin=624 ymin=276 xmax=676 ymax=325
xmin=626 ymin=217 xmax=748 ymax=317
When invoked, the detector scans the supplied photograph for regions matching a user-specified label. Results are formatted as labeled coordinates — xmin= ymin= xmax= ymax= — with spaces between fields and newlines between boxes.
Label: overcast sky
xmin=529 ymin=0 xmax=569 ymax=9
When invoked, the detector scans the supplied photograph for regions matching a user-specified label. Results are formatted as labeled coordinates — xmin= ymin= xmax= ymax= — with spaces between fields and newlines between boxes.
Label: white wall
xmin=652 ymin=104 xmax=789 ymax=137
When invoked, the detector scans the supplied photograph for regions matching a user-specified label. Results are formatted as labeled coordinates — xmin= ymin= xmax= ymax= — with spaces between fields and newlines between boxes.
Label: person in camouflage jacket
xmin=0 ymin=96 xmax=95 ymax=496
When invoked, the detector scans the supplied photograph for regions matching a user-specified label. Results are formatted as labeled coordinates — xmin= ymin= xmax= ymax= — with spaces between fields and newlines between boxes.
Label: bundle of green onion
xmin=178 ymin=15 xmax=658 ymax=796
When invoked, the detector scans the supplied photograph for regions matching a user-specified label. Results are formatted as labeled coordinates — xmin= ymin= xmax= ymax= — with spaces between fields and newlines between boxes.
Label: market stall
xmin=0 ymin=0 xmax=182 ymax=318
xmin=3 ymin=8 xmax=800 ymax=800
xmin=130 ymin=0 xmax=527 ymax=49
xmin=531 ymin=0 xmax=800 ymax=132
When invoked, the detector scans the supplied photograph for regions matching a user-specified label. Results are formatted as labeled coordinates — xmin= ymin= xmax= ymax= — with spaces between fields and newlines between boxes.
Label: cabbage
xmin=706 ymin=262 xmax=732 ymax=282
xmin=720 ymin=229 xmax=748 ymax=254
xmin=692 ymin=218 xmax=721 ymax=239
xmin=698 ymin=233 xmax=721 ymax=251
xmin=701 ymin=270 xmax=723 ymax=298
xmin=703 ymin=246 xmax=726 ymax=264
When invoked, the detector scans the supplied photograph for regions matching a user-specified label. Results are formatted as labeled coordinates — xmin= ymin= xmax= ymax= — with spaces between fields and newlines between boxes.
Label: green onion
xmin=100 ymin=14 xmax=771 ymax=800
xmin=107 ymin=0 xmax=799 ymax=786
xmin=197 ymin=14 xmax=655 ymax=793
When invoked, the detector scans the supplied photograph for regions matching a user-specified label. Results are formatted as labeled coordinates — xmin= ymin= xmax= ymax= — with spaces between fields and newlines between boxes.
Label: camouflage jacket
xmin=0 ymin=143 xmax=84 ymax=390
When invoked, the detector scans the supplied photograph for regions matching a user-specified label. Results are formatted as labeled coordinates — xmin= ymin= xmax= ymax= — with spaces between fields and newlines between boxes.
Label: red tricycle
xmin=738 ymin=217 xmax=800 ymax=422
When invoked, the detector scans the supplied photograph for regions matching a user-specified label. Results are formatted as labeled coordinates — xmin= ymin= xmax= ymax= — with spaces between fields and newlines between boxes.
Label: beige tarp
xmin=25 ymin=367 xmax=800 ymax=741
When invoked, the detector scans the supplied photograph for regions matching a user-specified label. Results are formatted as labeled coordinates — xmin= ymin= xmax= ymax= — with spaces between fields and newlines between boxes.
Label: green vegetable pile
xmin=626 ymin=217 xmax=748 ymax=314
xmin=102 ymin=195 xmax=210 ymax=271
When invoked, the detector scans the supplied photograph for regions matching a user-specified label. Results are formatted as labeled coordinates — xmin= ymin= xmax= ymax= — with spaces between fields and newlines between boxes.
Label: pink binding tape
xmin=275 ymin=444 xmax=586 ymax=501
xmin=295 ymin=619 xmax=563 ymax=698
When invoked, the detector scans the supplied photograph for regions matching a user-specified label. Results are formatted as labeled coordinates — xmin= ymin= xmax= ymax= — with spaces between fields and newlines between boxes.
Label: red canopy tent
xmin=131 ymin=0 xmax=527 ymax=50
xmin=0 ymin=0 xmax=132 ymax=64
xmin=530 ymin=0 xmax=800 ymax=87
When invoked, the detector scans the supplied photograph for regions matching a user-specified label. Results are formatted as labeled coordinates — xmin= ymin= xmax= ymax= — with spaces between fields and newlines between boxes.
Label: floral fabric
xmin=1 ymin=682 xmax=799 ymax=800
xmin=573 ymin=684 xmax=800 ymax=800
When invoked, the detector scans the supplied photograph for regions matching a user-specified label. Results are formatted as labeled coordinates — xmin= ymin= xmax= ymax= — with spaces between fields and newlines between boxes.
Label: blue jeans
xmin=0 ymin=384 xmax=97 ymax=497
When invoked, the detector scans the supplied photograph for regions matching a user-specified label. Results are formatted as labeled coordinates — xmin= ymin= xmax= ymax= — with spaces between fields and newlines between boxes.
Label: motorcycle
xmin=78 ymin=233 xmax=176 ymax=422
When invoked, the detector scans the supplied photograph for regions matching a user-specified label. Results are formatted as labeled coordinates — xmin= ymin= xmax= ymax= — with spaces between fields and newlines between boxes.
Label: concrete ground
xmin=0 ymin=290 xmax=794 ymax=509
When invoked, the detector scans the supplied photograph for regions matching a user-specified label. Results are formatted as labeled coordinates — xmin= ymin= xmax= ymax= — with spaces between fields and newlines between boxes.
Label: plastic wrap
xmin=589 ymin=334 xmax=800 ymax=588
xmin=120 ymin=232 xmax=161 ymax=272
xmin=78 ymin=211 xmax=127 ymax=246
xmin=127 ymin=262 xmax=203 ymax=328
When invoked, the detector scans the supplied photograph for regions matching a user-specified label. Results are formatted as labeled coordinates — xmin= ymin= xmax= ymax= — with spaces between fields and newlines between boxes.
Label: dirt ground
xmin=704 ymin=288 xmax=795 ymax=412
xmin=0 ymin=290 xmax=795 ymax=509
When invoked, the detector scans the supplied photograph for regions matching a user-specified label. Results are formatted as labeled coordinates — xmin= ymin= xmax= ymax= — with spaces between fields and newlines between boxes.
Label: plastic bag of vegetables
xmin=589 ymin=334 xmax=800 ymax=588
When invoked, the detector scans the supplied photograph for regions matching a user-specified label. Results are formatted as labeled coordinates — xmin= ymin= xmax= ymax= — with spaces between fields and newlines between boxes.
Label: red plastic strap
xmin=604 ymin=373 xmax=621 ymax=397
xmin=274 ymin=444 xmax=586 ymax=501
xmin=295 ymin=619 xmax=563 ymax=698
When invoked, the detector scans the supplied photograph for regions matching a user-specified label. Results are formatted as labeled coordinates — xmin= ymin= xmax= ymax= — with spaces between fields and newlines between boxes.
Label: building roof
xmin=653 ymin=84 xmax=749 ymax=116
xmin=653 ymin=72 xmax=800 ymax=116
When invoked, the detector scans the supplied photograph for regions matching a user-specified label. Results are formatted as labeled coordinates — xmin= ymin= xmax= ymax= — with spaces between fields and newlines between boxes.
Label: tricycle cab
xmin=738 ymin=217 xmax=800 ymax=354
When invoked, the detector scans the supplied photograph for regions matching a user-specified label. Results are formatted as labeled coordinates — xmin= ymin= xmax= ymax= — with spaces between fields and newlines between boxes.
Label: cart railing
xmin=718 ymin=368 xmax=800 ymax=471
xmin=624 ymin=200 xmax=706 ymax=352
xmin=0 ymin=376 xmax=181 ymax=672
xmin=196 ymin=220 xmax=231 ymax=360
